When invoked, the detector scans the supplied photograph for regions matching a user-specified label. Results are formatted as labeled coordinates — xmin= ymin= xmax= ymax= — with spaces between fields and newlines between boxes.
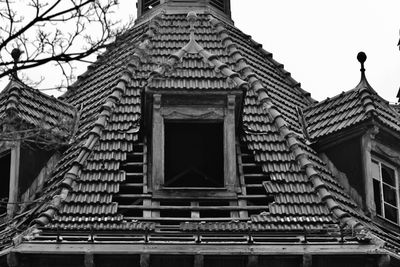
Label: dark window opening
xmin=164 ymin=122 xmax=223 ymax=187
xmin=19 ymin=144 xmax=54 ymax=194
xmin=142 ymin=0 xmax=160 ymax=14
xmin=0 ymin=150 xmax=10 ymax=215
xmin=210 ymin=0 xmax=226 ymax=12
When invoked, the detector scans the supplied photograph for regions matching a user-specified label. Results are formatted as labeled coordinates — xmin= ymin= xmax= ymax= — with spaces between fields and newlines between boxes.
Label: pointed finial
xmin=187 ymin=11 xmax=198 ymax=39
xmin=10 ymin=48 xmax=22 ymax=79
xmin=357 ymin=51 xmax=367 ymax=79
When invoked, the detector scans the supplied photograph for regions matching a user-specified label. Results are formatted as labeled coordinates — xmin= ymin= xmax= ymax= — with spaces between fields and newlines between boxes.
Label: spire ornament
xmin=10 ymin=47 xmax=22 ymax=79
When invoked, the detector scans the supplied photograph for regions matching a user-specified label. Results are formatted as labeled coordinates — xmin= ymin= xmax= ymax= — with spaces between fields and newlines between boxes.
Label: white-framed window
xmin=372 ymin=159 xmax=400 ymax=224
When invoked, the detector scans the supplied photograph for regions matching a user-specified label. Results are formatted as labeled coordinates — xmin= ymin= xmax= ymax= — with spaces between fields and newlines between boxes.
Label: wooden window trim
xmin=151 ymin=94 xmax=237 ymax=193
xmin=371 ymin=157 xmax=400 ymax=224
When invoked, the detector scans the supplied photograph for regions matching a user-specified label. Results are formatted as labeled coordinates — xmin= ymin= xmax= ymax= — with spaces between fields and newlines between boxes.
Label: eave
xmin=12 ymin=242 xmax=384 ymax=256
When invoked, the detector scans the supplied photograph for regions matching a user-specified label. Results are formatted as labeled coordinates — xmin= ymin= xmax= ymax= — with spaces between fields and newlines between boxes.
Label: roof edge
xmin=210 ymin=15 xmax=365 ymax=231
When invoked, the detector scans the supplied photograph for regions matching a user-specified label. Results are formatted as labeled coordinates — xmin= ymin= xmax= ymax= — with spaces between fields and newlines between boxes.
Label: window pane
xmin=371 ymin=161 xmax=380 ymax=180
xmin=384 ymin=204 xmax=398 ymax=223
xmin=383 ymin=184 xmax=397 ymax=206
xmin=381 ymin=164 xmax=396 ymax=186
xmin=373 ymin=179 xmax=382 ymax=216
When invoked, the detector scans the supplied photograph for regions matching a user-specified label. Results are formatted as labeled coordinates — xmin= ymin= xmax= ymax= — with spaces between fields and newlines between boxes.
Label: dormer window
xmin=164 ymin=122 xmax=224 ymax=187
xmin=149 ymin=93 xmax=240 ymax=192
xmin=372 ymin=159 xmax=399 ymax=224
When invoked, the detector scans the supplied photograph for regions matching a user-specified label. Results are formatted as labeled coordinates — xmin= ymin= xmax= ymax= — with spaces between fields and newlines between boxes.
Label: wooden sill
xmin=153 ymin=187 xmax=237 ymax=200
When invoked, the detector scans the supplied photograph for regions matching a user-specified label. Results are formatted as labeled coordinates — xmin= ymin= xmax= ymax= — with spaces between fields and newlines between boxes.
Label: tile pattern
xmin=0 ymin=79 xmax=76 ymax=136
xmin=305 ymin=85 xmax=400 ymax=140
xmin=1 ymin=11 xmax=398 ymax=253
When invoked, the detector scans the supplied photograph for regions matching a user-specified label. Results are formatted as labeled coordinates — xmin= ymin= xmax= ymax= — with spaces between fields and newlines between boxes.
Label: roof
xmin=0 ymin=78 xmax=77 ymax=144
xmin=0 ymin=9 xmax=399 ymax=257
xmin=304 ymin=62 xmax=400 ymax=141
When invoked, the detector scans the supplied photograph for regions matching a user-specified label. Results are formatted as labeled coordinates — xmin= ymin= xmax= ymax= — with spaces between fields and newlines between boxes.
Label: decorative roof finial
xmin=187 ymin=11 xmax=198 ymax=40
xmin=357 ymin=51 xmax=366 ymax=73
xmin=357 ymin=51 xmax=368 ymax=82
xmin=10 ymin=47 xmax=22 ymax=79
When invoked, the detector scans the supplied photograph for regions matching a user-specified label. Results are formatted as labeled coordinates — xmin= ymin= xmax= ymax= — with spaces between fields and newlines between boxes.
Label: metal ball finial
xmin=357 ymin=52 xmax=367 ymax=64
xmin=11 ymin=48 xmax=22 ymax=63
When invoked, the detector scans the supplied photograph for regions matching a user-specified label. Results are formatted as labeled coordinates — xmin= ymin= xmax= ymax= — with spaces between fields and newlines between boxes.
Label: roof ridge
xmin=358 ymin=86 xmax=377 ymax=116
xmin=11 ymin=14 xmax=162 ymax=244
xmin=210 ymin=15 xmax=365 ymax=231
xmin=222 ymin=21 xmax=315 ymax=105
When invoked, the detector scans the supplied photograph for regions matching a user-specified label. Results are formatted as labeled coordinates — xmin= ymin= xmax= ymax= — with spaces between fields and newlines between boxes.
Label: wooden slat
xmin=118 ymin=205 xmax=269 ymax=211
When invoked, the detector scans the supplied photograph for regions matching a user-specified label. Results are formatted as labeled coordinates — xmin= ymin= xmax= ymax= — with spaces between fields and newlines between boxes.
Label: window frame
xmin=371 ymin=157 xmax=400 ymax=224
xmin=150 ymin=93 xmax=237 ymax=192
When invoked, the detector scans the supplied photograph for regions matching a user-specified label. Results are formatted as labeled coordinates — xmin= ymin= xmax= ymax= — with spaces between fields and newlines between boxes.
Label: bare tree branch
xmin=0 ymin=0 xmax=127 ymax=90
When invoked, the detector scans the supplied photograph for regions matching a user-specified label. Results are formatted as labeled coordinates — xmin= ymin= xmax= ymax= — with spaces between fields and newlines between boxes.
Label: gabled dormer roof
xmin=0 ymin=78 xmax=78 ymax=142
xmin=304 ymin=52 xmax=400 ymax=141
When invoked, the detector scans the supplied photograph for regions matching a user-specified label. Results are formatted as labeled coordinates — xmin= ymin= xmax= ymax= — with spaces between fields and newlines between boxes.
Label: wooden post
xmin=140 ymin=254 xmax=150 ymax=267
xmin=194 ymin=255 xmax=204 ymax=267
xmin=152 ymin=94 xmax=163 ymax=191
xmin=224 ymin=95 xmax=237 ymax=192
xmin=8 ymin=141 xmax=20 ymax=217
xmin=360 ymin=126 xmax=378 ymax=214
xmin=7 ymin=252 xmax=19 ymax=267
xmin=247 ymin=255 xmax=258 ymax=267
xmin=302 ymin=254 xmax=312 ymax=267
xmin=84 ymin=253 xmax=95 ymax=267
xmin=377 ymin=255 xmax=390 ymax=267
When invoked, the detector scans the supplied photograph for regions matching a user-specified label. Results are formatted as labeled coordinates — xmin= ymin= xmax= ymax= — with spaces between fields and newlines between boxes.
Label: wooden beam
xmin=7 ymin=252 xmax=19 ymax=267
xmin=377 ymin=255 xmax=390 ymax=267
xmin=13 ymin=243 xmax=383 ymax=256
xmin=117 ymin=205 xmax=269 ymax=211
xmin=140 ymin=254 xmax=150 ymax=267
xmin=8 ymin=141 xmax=20 ymax=217
xmin=246 ymin=255 xmax=258 ymax=267
xmin=84 ymin=253 xmax=94 ymax=267
xmin=302 ymin=254 xmax=312 ymax=267
xmin=361 ymin=127 xmax=379 ymax=214
xmin=193 ymin=255 xmax=204 ymax=267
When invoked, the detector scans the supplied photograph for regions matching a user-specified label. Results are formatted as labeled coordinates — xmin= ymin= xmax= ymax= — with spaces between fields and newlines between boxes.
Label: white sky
xmin=1 ymin=0 xmax=399 ymax=103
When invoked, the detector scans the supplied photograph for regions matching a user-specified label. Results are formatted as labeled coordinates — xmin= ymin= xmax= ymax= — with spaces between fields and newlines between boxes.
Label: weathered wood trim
xmin=7 ymin=252 xmax=19 ymax=267
xmin=84 ymin=252 xmax=95 ymax=267
xmin=151 ymin=93 xmax=238 ymax=193
xmin=151 ymin=94 xmax=163 ymax=191
xmin=360 ymin=126 xmax=378 ymax=214
xmin=302 ymin=254 xmax=312 ymax=267
xmin=8 ymin=141 xmax=20 ymax=217
xmin=161 ymin=107 xmax=224 ymax=120
xmin=377 ymin=254 xmax=391 ymax=267
xmin=246 ymin=255 xmax=258 ymax=267
xmin=225 ymin=95 xmax=237 ymax=192
xmin=13 ymin=243 xmax=383 ymax=256
xmin=193 ymin=254 xmax=204 ymax=267
xmin=140 ymin=253 xmax=150 ymax=267
xmin=372 ymin=141 xmax=400 ymax=166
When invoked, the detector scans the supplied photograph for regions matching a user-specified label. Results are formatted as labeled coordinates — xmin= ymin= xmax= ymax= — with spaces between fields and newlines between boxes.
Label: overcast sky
xmin=1 ymin=0 xmax=399 ymax=103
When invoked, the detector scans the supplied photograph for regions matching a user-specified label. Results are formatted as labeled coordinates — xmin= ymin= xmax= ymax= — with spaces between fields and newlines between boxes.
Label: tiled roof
xmin=0 ymin=79 xmax=77 ymax=139
xmin=304 ymin=77 xmax=400 ymax=140
xmin=0 ymin=9 xmax=398 ymax=255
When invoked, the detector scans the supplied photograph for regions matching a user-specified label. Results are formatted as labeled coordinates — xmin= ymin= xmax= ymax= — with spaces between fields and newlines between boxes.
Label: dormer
xmin=136 ymin=0 xmax=232 ymax=24
xmin=142 ymin=11 xmax=244 ymax=194
xmin=304 ymin=52 xmax=400 ymax=229
xmin=0 ymin=78 xmax=77 ymax=218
